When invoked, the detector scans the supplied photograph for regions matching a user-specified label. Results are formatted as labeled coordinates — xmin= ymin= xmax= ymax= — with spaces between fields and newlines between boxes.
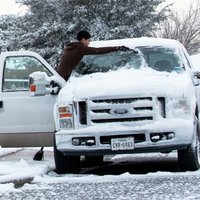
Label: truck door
xmin=0 ymin=52 xmax=64 ymax=147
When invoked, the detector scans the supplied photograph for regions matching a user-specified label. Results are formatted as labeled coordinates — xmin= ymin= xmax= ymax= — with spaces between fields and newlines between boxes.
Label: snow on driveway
xmin=0 ymin=147 xmax=21 ymax=157
xmin=1 ymin=147 xmax=200 ymax=197
xmin=0 ymin=147 xmax=54 ymax=194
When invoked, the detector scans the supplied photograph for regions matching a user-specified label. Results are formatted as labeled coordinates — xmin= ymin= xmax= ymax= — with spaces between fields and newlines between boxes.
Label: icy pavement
xmin=2 ymin=167 xmax=200 ymax=200
xmin=1 ymin=148 xmax=200 ymax=199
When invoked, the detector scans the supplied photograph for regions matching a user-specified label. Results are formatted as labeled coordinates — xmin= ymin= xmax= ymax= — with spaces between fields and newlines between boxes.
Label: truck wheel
xmin=84 ymin=155 xmax=104 ymax=166
xmin=54 ymin=142 xmax=80 ymax=174
xmin=178 ymin=122 xmax=200 ymax=171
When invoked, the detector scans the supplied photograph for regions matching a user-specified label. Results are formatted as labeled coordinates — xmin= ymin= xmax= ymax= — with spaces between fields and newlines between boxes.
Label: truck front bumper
xmin=55 ymin=119 xmax=195 ymax=155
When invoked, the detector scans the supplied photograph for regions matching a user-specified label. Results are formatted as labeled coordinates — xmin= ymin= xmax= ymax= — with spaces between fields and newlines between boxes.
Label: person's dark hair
xmin=77 ymin=30 xmax=91 ymax=41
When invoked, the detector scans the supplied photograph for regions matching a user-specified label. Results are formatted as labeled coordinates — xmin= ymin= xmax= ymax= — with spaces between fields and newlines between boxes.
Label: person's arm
xmin=82 ymin=46 xmax=129 ymax=55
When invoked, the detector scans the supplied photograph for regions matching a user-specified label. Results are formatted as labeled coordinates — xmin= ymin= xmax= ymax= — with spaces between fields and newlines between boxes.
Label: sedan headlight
xmin=58 ymin=105 xmax=74 ymax=129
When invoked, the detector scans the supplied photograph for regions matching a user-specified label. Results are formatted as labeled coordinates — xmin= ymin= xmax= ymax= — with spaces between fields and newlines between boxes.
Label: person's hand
xmin=118 ymin=46 xmax=130 ymax=51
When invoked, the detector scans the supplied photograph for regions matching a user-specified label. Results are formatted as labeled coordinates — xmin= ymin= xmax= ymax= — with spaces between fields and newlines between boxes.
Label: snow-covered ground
xmin=0 ymin=147 xmax=54 ymax=194
xmin=1 ymin=147 xmax=200 ymax=198
xmin=0 ymin=147 xmax=21 ymax=157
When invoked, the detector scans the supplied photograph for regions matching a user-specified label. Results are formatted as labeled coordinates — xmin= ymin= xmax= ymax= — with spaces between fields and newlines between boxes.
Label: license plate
xmin=111 ymin=137 xmax=134 ymax=151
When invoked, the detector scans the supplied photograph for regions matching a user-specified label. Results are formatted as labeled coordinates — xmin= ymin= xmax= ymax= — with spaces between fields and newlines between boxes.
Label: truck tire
xmin=178 ymin=122 xmax=200 ymax=171
xmin=54 ymin=140 xmax=80 ymax=174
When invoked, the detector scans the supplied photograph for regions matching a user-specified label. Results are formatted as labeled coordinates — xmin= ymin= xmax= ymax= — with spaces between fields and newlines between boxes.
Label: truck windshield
xmin=73 ymin=46 xmax=184 ymax=76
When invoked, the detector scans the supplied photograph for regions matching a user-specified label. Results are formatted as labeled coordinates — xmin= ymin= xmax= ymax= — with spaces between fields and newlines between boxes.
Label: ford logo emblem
xmin=112 ymin=108 xmax=129 ymax=115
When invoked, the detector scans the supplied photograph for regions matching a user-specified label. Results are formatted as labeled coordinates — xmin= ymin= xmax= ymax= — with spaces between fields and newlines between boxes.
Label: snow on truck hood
xmin=57 ymin=68 xmax=194 ymax=104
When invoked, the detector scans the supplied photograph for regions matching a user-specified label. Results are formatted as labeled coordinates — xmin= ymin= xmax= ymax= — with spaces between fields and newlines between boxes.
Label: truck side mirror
xmin=193 ymin=71 xmax=200 ymax=86
xmin=194 ymin=71 xmax=200 ymax=79
xmin=29 ymin=72 xmax=62 ymax=96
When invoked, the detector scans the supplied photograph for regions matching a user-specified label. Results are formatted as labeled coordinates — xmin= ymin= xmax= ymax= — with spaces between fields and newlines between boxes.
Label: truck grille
xmin=78 ymin=96 xmax=156 ymax=125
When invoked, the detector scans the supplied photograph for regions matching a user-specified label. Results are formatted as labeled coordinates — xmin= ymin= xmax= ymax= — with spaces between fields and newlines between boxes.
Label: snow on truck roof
xmin=90 ymin=37 xmax=183 ymax=49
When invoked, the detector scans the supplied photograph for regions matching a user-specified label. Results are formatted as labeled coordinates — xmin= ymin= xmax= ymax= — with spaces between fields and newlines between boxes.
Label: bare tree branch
xmin=154 ymin=0 xmax=200 ymax=54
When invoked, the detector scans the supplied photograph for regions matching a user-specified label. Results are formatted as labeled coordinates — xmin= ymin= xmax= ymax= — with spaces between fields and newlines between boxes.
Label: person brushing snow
xmin=57 ymin=30 xmax=130 ymax=81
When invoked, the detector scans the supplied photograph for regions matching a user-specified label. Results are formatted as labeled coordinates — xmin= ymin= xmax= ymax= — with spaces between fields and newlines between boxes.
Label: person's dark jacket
xmin=57 ymin=42 xmax=120 ymax=81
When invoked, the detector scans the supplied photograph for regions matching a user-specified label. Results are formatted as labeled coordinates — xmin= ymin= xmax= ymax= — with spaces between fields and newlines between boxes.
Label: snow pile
xmin=0 ymin=183 xmax=20 ymax=194
xmin=0 ymin=148 xmax=54 ymax=194
xmin=0 ymin=158 xmax=54 ymax=195
xmin=0 ymin=159 xmax=52 ymax=183
xmin=0 ymin=147 xmax=21 ymax=157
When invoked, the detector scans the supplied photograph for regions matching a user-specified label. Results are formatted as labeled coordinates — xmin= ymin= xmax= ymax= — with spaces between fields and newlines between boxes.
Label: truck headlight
xmin=58 ymin=105 xmax=73 ymax=129
xmin=171 ymin=99 xmax=191 ymax=117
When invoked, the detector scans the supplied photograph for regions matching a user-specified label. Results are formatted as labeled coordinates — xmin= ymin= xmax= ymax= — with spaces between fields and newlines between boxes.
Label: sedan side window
xmin=2 ymin=56 xmax=52 ymax=92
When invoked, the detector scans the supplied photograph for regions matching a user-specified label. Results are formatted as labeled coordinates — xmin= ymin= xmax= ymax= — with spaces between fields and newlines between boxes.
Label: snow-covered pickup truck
xmin=2 ymin=38 xmax=200 ymax=174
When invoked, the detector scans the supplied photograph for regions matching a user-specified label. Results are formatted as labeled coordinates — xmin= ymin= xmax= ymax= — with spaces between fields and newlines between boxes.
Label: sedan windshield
xmin=72 ymin=46 xmax=185 ymax=76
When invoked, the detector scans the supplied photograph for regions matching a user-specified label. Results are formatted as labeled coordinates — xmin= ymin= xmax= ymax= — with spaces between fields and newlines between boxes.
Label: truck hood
xmin=57 ymin=68 xmax=194 ymax=103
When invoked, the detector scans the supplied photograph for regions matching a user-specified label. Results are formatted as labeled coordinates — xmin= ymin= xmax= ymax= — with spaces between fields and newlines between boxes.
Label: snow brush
xmin=33 ymin=147 xmax=44 ymax=161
